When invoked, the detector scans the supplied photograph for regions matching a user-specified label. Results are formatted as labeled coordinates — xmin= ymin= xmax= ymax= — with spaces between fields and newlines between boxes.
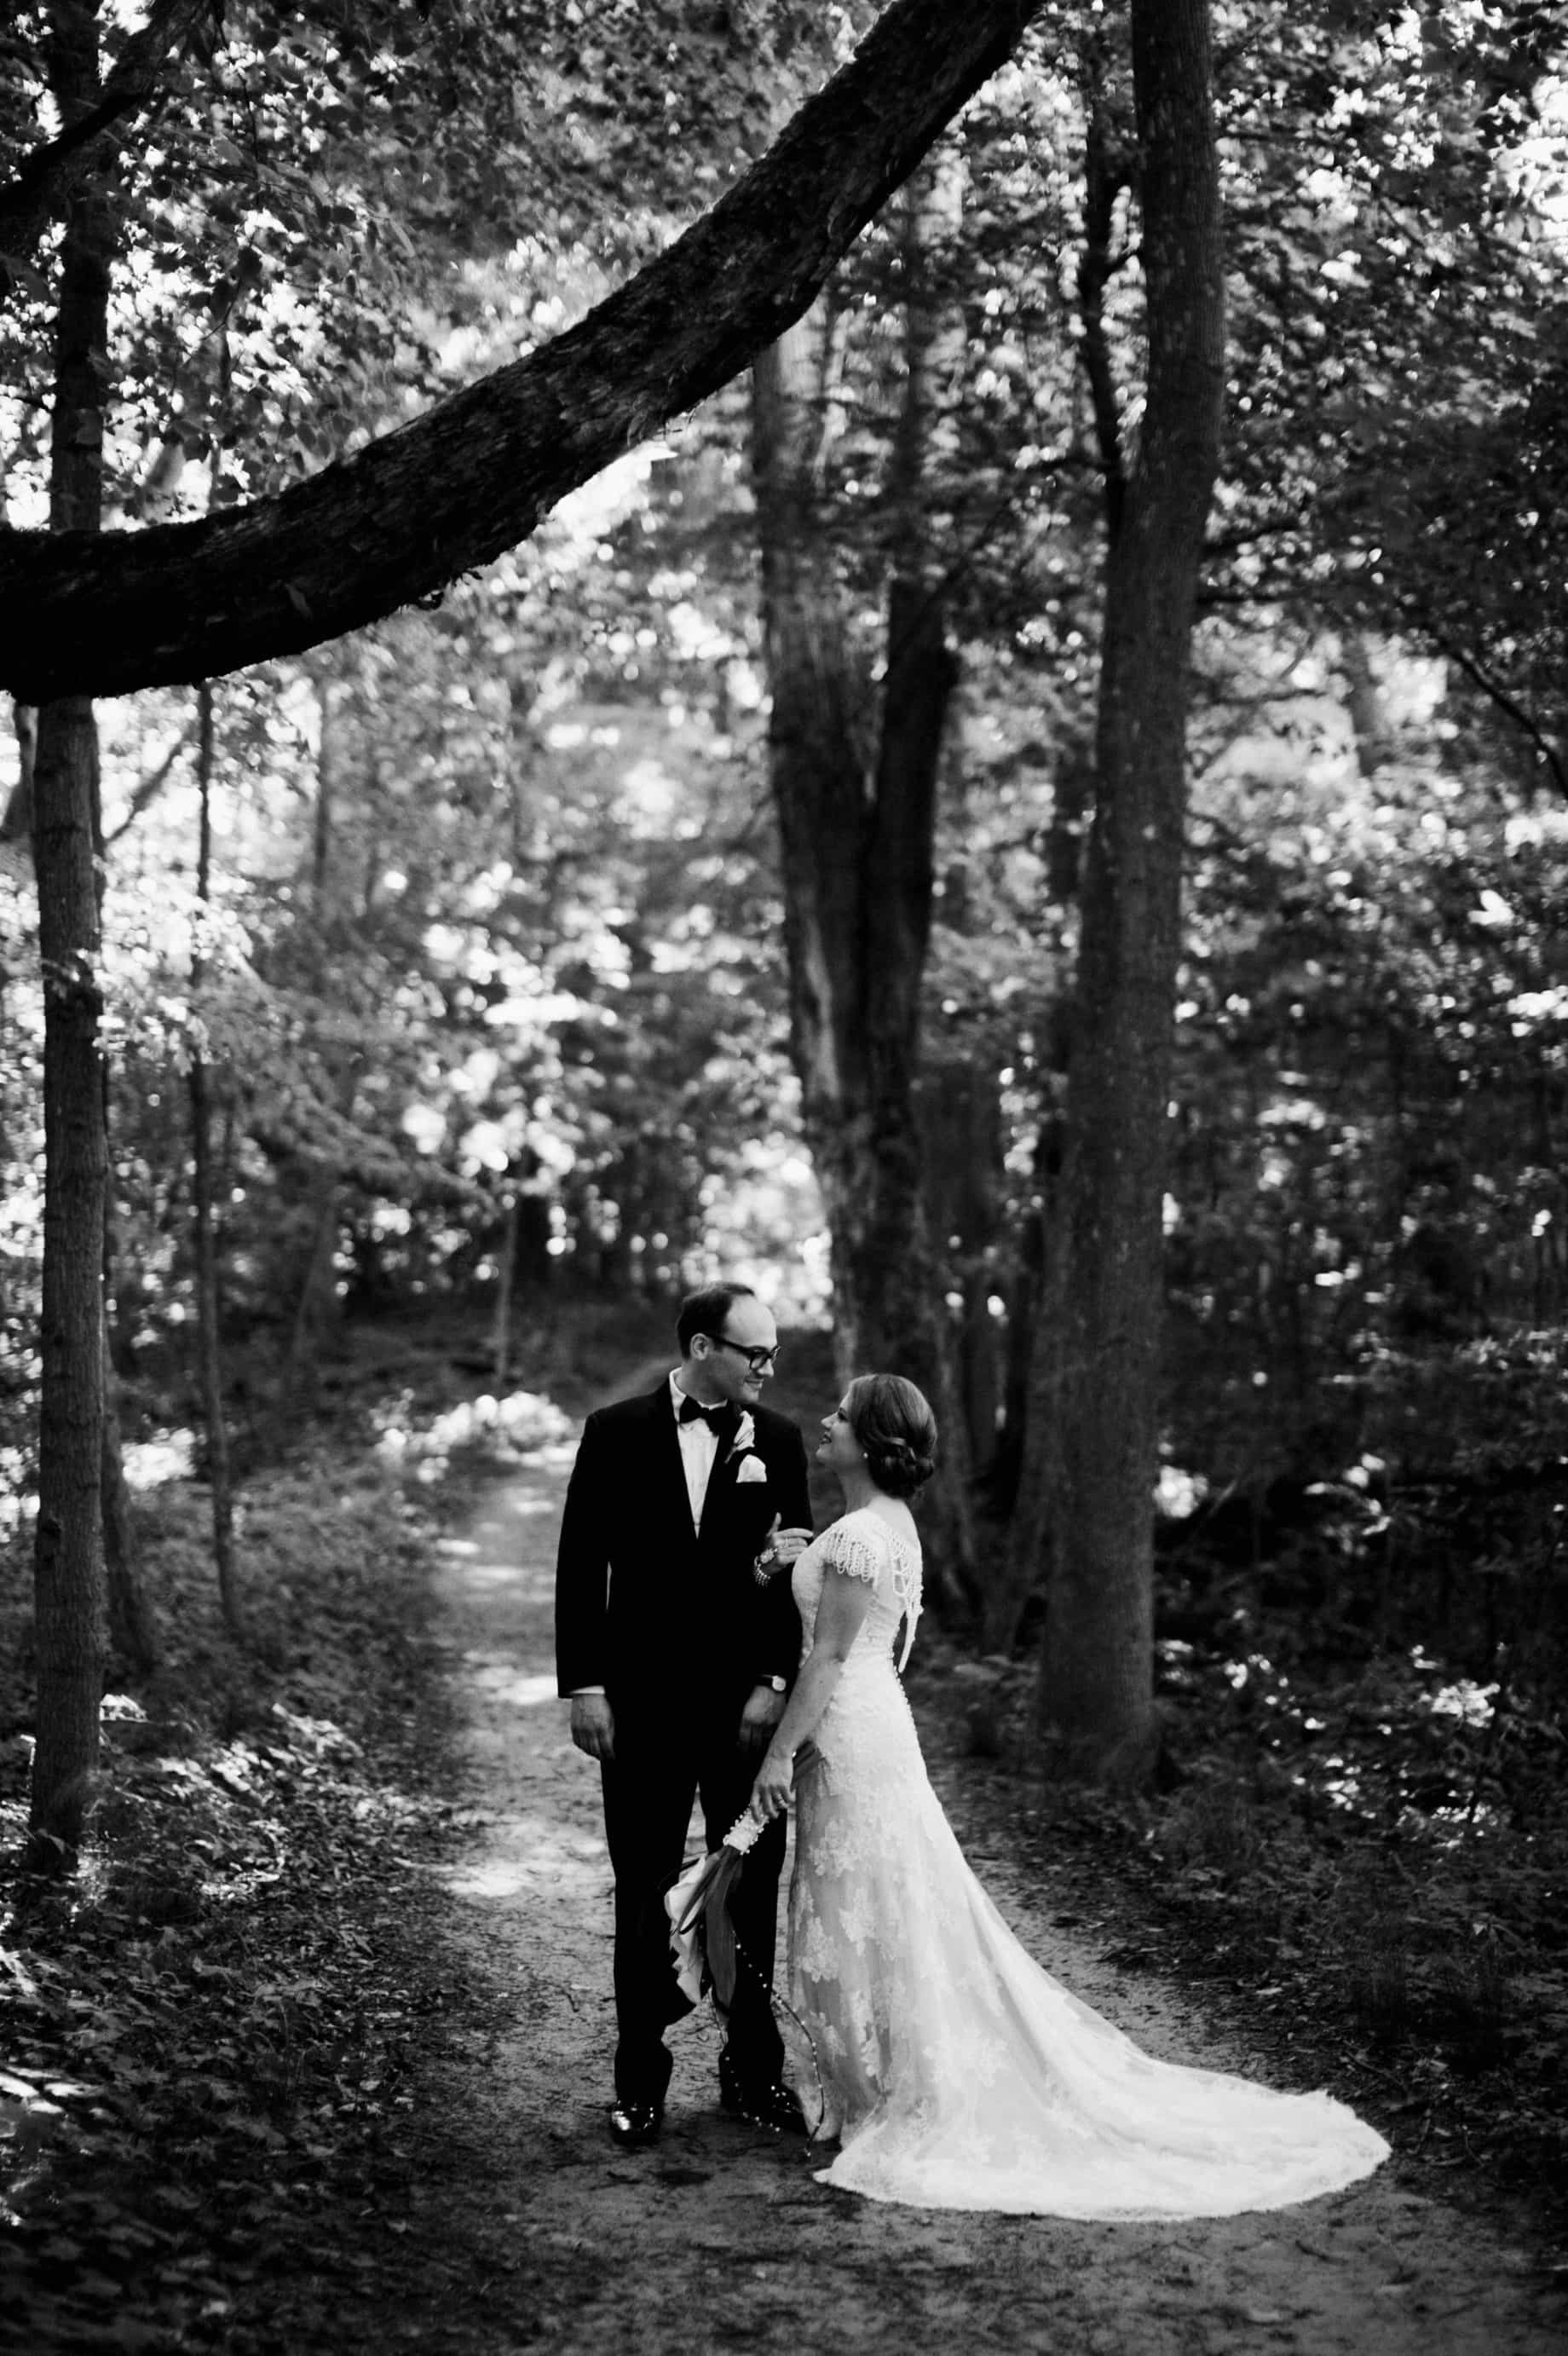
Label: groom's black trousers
xmin=600 ymin=1695 xmax=788 ymax=2111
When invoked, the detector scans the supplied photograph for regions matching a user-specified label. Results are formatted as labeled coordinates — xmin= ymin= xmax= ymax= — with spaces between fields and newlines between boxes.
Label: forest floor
xmin=3 ymin=1326 xmax=1565 ymax=2353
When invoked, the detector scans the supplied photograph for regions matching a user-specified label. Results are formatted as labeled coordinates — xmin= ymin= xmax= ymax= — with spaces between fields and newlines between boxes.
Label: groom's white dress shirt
xmin=671 ymin=1368 xmax=723 ymax=1533
xmin=568 ymin=1371 xmax=722 ymax=1700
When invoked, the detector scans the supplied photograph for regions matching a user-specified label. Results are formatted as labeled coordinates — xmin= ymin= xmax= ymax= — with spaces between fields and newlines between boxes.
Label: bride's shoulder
xmin=815 ymin=1510 xmax=888 ymax=1585
xmin=837 ymin=1505 xmax=919 ymax=1556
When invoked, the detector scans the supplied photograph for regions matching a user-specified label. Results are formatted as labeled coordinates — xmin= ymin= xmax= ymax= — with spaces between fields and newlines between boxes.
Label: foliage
xmin=1213 ymin=0 xmax=1568 ymax=786
xmin=0 ymin=1715 xmax=443 ymax=2353
xmin=1172 ymin=666 xmax=1565 ymax=1327
xmin=0 ymin=1388 xmax=530 ymax=2352
xmin=939 ymin=1601 xmax=1568 ymax=2235
xmin=0 ymin=1 xmax=853 ymax=525
xmin=1147 ymin=1628 xmax=1568 ymax=2222
xmin=0 ymin=472 xmax=816 ymax=1426
xmin=0 ymin=0 xmax=1564 ymax=1808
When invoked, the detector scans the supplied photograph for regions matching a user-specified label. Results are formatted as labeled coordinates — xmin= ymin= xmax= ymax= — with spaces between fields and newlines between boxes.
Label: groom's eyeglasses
xmin=707 ymin=1337 xmax=780 ymax=1375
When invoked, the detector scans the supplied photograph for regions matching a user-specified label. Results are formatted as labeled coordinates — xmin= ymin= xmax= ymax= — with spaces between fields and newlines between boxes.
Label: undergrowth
xmin=0 ymin=1418 xmax=518 ymax=2353
xmin=929 ymin=1625 xmax=1568 ymax=2247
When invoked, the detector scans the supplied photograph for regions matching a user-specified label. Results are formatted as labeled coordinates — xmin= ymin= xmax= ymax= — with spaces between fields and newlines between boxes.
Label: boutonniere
xmin=728 ymin=1412 xmax=757 ymax=1459
xmin=729 ymin=1412 xmax=767 ymax=1481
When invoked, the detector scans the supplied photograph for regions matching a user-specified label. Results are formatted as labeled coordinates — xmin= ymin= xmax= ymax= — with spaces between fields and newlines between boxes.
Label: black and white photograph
xmin=1 ymin=3 xmax=1564 ymax=2350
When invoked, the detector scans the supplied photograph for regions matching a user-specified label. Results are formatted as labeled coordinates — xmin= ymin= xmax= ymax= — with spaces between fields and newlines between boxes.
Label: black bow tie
xmin=679 ymin=1395 xmax=731 ymax=1432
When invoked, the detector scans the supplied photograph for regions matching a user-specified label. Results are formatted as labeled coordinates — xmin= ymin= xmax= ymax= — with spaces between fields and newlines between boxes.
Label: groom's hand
xmin=569 ymin=1693 xmax=616 ymax=1761
xmin=739 ymin=1683 xmax=786 ymax=1754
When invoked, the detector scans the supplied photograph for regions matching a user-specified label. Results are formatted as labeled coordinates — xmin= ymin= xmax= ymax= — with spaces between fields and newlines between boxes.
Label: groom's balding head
xmin=676 ymin=1282 xmax=758 ymax=1357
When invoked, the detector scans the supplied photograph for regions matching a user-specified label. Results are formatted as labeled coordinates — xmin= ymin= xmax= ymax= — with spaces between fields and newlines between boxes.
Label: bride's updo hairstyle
xmin=845 ymin=1374 xmax=937 ymax=1500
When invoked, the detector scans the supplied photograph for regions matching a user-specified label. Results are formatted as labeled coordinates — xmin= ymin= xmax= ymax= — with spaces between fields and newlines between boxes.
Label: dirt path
xmin=406 ymin=1436 xmax=1565 ymax=2356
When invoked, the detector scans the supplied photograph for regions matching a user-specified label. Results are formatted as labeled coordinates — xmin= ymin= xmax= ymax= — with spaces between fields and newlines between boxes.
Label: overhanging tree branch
xmin=103 ymin=724 xmax=193 ymax=845
xmin=1427 ymin=628 xmax=1567 ymax=803
xmin=0 ymin=0 xmax=1048 ymax=706
xmin=0 ymin=0 xmax=221 ymax=279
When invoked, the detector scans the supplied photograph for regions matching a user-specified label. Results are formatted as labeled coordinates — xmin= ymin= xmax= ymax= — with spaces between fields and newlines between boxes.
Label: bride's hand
xmin=750 ymin=1747 xmax=793 ymax=1823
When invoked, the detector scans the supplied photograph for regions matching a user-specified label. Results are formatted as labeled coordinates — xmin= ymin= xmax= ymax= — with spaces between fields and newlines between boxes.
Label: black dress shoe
xmin=608 ymin=2099 xmax=662 ymax=2150
xmin=718 ymin=2048 xmax=807 ymax=2135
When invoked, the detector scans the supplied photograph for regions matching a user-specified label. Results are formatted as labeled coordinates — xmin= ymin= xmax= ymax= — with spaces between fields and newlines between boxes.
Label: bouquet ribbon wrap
xmin=665 ymin=1810 xmax=762 ymax=2012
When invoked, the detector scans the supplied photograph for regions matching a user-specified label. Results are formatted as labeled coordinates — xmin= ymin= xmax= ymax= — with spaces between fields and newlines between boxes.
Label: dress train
xmin=784 ymin=1510 xmax=1390 ymax=2219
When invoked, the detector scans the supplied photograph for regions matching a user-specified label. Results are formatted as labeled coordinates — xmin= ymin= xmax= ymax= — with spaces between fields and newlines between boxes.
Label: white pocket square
xmin=735 ymin=1455 xmax=768 ymax=1484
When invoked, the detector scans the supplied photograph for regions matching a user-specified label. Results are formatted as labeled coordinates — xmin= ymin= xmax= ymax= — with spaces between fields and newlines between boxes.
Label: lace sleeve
xmin=818 ymin=1520 xmax=883 ymax=1590
xmin=891 ymin=1549 xmax=921 ymax=1673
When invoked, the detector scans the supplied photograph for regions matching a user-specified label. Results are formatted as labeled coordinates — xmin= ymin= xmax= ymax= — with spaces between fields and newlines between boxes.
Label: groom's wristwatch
xmin=764 ymin=1675 xmax=787 ymax=1693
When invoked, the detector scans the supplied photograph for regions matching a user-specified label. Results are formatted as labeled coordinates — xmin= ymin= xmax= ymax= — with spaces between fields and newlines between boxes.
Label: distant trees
xmin=4 ymin=0 xmax=1055 ymax=1857
xmin=3 ymin=0 xmax=1565 ymax=1861
xmin=751 ymin=155 xmax=980 ymax=1609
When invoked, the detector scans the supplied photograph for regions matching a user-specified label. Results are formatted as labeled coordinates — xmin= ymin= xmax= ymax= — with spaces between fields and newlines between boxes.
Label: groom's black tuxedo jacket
xmin=554 ymin=1382 xmax=810 ymax=1712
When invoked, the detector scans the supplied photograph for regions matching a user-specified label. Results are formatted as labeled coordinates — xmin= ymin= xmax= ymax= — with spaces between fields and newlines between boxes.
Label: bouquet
xmin=665 ymin=1809 xmax=827 ymax=2137
xmin=665 ymin=1809 xmax=763 ymax=2015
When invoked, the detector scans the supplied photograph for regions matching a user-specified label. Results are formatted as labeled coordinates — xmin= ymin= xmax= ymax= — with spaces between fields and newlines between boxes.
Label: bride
xmin=747 ymin=1373 xmax=1391 ymax=2219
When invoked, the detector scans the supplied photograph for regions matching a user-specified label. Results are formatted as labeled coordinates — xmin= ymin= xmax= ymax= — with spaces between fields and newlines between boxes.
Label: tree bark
xmin=491 ymin=1192 xmax=519 ymax=1390
xmin=190 ymin=681 xmax=239 ymax=1629
xmin=2 ymin=702 xmax=37 ymax=841
xmin=26 ymin=0 xmax=117 ymax=1868
xmin=101 ymin=1234 xmax=159 ymax=1674
xmin=30 ymin=694 xmax=107 ymax=1863
xmin=283 ymin=668 xmax=353 ymax=1401
xmin=1030 ymin=0 xmax=1225 ymax=1783
xmin=752 ymin=156 xmax=978 ymax=1614
xmin=96 ymin=716 xmax=159 ymax=1675
xmin=0 ymin=0 xmax=1049 ymax=704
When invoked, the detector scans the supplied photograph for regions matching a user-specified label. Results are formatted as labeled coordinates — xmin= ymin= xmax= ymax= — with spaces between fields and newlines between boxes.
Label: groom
xmin=555 ymin=1281 xmax=813 ymax=2149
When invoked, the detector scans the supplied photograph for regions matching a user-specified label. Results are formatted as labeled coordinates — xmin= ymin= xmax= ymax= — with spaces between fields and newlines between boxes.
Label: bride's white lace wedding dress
xmin=784 ymin=1508 xmax=1391 ymax=2217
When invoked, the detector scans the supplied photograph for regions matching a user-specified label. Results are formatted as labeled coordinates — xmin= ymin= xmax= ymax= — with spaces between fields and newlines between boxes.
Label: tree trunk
xmin=752 ymin=156 xmax=978 ymax=1614
xmin=27 ymin=0 xmax=118 ymax=1867
xmin=1341 ymin=632 xmax=1391 ymax=777
xmin=919 ymin=1060 xmax=1001 ymax=1481
xmin=995 ymin=745 xmax=1088 ymax=1614
xmin=285 ymin=1191 xmax=340 ymax=1372
xmin=98 ymin=854 xmax=158 ymax=1675
xmin=101 ymin=1318 xmax=159 ymax=1674
xmin=30 ymin=695 xmax=107 ymax=1863
xmin=492 ymin=1191 xmax=519 ymax=1389
xmin=189 ymin=1044 xmax=239 ymax=1625
xmin=1030 ymin=0 xmax=1225 ymax=1783
xmin=2 ymin=702 xmax=37 ymax=841
xmin=283 ymin=667 xmax=349 ymax=1405
xmin=190 ymin=681 xmax=239 ymax=1628
xmin=97 ymin=795 xmax=158 ymax=1677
